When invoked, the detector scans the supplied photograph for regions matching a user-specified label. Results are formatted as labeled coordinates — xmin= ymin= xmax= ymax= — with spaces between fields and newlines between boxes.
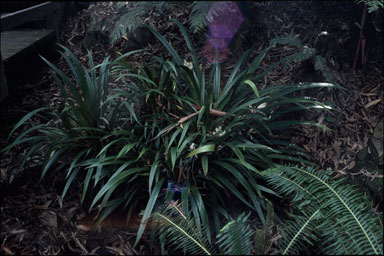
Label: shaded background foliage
xmin=0 ymin=1 xmax=382 ymax=255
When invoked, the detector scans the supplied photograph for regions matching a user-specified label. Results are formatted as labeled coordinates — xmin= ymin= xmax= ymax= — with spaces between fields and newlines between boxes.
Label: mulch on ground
xmin=1 ymin=2 xmax=382 ymax=255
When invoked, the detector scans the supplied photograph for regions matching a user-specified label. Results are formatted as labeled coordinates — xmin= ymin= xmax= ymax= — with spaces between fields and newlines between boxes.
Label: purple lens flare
xmin=203 ymin=1 xmax=244 ymax=64
xmin=207 ymin=37 xmax=228 ymax=50
xmin=202 ymin=41 xmax=230 ymax=64
xmin=167 ymin=181 xmax=187 ymax=194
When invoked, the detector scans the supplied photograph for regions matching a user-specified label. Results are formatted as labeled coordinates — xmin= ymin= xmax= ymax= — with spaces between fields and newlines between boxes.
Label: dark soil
xmin=1 ymin=1 xmax=383 ymax=255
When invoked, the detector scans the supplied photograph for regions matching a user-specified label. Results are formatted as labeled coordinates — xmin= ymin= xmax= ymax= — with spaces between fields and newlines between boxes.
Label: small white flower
xmin=190 ymin=143 xmax=196 ymax=150
xmin=213 ymin=126 xmax=226 ymax=137
xmin=183 ymin=60 xmax=193 ymax=70
xmin=215 ymin=126 xmax=222 ymax=134
xmin=257 ymin=103 xmax=267 ymax=109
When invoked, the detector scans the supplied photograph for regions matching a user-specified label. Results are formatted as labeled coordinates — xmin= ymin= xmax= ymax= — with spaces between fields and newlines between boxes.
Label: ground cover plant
xmin=2 ymin=45 xmax=143 ymax=204
xmin=3 ymin=20 xmax=382 ymax=254
xmin=100 ymin=20 xmax=337 ymax=245
xmin=150 ymin=166 xmax=383 ymax=255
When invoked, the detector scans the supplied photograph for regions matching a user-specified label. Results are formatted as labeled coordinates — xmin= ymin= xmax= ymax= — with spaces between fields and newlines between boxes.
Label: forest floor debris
xmin=1 ymin=2 xmax=382 ymax=254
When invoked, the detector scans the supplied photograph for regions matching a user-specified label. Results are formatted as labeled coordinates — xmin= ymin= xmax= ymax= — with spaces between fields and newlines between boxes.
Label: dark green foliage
xmin=111 ymin=21 xmax=336 ymax=246
xmin=189 ymin=1 xmax=214 ymax=33
xmin=270 ymin=35 xmax=335 ymax=84
xmin=153 ymin=166 xmax=383 ymax=255
xmin=216 ymin=212 xmax=254 ymax=255
xmin=151 ymin=202 xmax=255 ymax=255
xmin=253 ymin=199 xmax=275 ymax=255
xmin=355 ymin=0 xmax=384 ymax=12
xmin=110 ymin=2 xmax=170 ymax=44
xmin=3 ymin=45 xmax=115 ymax=181
xmin=152 ymin=201 xmax=215 ymax=255
xmin=262 ymin=165 xmax=383 ymax=255
xmin=2 ymin=45 xmax=142 ymax=202
xmin=4 ymin=21 xmax=350 ymax=254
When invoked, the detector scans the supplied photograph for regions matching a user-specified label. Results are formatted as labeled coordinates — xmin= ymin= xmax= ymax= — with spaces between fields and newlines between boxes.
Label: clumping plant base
xmin=3 ymin=20 xmax=382 ymax=255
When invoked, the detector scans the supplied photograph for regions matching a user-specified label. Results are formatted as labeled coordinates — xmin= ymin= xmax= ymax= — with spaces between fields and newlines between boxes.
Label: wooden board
xmin=1 ymin=29 xmax=54 ymax=61
xmin=1 ymin=2 xmax=61 ymax=32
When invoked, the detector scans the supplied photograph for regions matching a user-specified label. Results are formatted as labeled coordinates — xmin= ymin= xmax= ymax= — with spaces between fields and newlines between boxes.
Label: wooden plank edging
xmin=1 ymin=2 xmax=61 ymax=32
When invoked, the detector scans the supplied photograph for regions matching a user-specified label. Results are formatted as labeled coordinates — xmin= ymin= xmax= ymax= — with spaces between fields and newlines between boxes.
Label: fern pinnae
xmin=169 ymin=202 xmax=187 ymax=220
xmin=110 ymin=2 xmax=171 ymax=44
xmin=190 ymin=1 xmax=214 ymax=33
xmin=153 ymin=212 xmax=211 ymax=255
xmin=263 ymin=166 xmax=382 ymax=254
xmin=283 ymin=209 xmax=320 ymax=255
xmin=276 ymin=172 xmax=313 ymax=199
xmin=291 ymin=166 xmax=379 ymax=254
xmin=216 ymin=212 xmax=254 ymax=255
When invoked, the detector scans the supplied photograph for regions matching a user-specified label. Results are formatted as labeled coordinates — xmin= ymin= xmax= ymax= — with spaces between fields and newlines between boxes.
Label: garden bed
xmin=1 ymin=2 xmax=382 ymax=255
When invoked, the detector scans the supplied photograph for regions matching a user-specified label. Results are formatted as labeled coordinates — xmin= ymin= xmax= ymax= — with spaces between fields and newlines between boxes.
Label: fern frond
xmin=314 ymin=55 xmax=326 ymax=71
xmin=110 ymin=5 xmax=146 ymax=45
xmin=267 ymin=35 xmax=334 ymax=83
xmin=294 ymin=46 xmax=317 ymax=62
xmin=216 ymin=212 xmax=254 ymax=255
xmin=262 ymin=166 xmax=383 ymax=255
xmin=355 ymin=0 xmax=384 ymax=12
xmin=269 ymin=35 xmax=303 ymax=47
xmin=110 ymin=2 xmax=170 ymax=45
xmin=152 ymin=203 xmax=256 ymax=255
xmin=151 ymin=202 xmax=214 ymax=255
xmin=190 ymin=1 xmax=215 ymax=33
xmin=313 ymin=55 xmax=335 ymax=83
xmin=280 ymin=209 xmax=322 ymax=255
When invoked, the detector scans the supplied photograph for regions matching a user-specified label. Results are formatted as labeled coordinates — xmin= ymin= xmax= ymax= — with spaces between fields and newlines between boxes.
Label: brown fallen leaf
xmin=90 ymin=246 xmax=101 ymax=254
xmin=106 ymin=246 xmax=124 ymax=255
xmin=9 ymin=229 xmax=26 ymax=235
xmin=73 ymin=236 xmax=88 ymax=254
xmin=347 ymin=160 xmax=356 ymax=170
xmin=1 ymin=245 xmax=13 ymax=255
xmin=38 ymin=211 xmax=58 ymax=229
xmin=365 ymin=99 xmax=381 ymax=108
xmin=303 ymin=144 xmax=311 ymax=152
xmin=76 ymin=224 xmax=91 ymax=232
xmin=0 ymin=168 xmax=7 ymax=181
xmin=360 ymin=92 xmax=377 ymax=96
xmin=33 ymin=204 xmax=49 ymax=210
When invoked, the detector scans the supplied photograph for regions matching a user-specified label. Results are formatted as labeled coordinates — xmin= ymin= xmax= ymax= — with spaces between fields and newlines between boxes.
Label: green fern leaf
xmin=110 ymin=2 xmax=170 ymax=45
xmin=294 ymin=46 xmax=317 ymax=62
xmin=281 ymin=209 xmax=322 ymax=254
xmin=151 ymin=201 xmax=214 ymax=255
xmin=313 ymin=55 xmax=335 ymax=83
xmin=216 ymin=212 xmax=254 ymax=255
xmin=262 ymin=166 xmax=383 ymax=255
xmin=355 ymin=0 xmax=384 ymax=12
xmin=269 ymin=35 xmax=303 ymax=48
xmin=110 ymin=4 xmax=146 ymax=45
xmin=314 ymin=55 xmax=326 ymax=71
xmin=190 ymin=1 xmax=215 ymax=33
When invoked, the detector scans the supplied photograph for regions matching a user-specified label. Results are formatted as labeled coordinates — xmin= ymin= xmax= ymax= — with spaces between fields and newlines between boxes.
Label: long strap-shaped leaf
xmin=135 ymin=177 xmax=165 ymax=247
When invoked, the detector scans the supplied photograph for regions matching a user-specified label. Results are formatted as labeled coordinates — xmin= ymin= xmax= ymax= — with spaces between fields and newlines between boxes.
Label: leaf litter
xmin=0 ymin=1 xmax=382 ymax=254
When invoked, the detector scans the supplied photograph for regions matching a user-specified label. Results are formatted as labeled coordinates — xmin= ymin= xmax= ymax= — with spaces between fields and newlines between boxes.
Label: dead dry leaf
xmin=76 ymin=224 xmax=91 ymax=232
xmin=1 ymin=246 xmax=13 ymax=255
xmin=9 ymin=229 xmax=26 ymax=235
xmin=365 ymin=99 xmax=381 ymax=108
xmin=347 ymin=160 xmax=356 ymax=170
